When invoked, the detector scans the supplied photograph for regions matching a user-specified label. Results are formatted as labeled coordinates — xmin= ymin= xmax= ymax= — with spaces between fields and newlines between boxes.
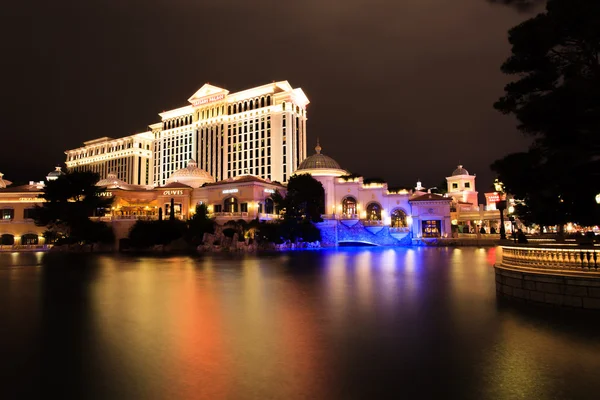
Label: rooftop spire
xmin=315 ymin=137 xmax=322 ymax=154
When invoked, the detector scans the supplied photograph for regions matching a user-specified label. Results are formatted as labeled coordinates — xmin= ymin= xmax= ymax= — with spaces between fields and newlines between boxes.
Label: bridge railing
xmin=501 ymin=245 xmax=600 ymax=272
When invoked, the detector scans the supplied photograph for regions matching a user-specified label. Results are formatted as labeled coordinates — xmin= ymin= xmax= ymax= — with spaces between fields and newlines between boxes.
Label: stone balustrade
xmin=496 ymin=244 xmax=600 ymax=309
xmin=501 ymin=245 xmax=599 ymax=273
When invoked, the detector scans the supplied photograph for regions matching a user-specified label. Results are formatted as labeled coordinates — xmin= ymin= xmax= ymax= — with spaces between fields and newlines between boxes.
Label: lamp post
xmin=496 ymin=200 xmax=507 ymax=240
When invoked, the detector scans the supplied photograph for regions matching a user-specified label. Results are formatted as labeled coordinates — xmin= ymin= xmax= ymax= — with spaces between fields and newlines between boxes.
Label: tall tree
xmin=34 ymin=171 xmax=113 ymax=240
xmin=492 ymin=0 xmax=600 ymax=226
xmin=272 ymin=174 xmax=325 ymax=223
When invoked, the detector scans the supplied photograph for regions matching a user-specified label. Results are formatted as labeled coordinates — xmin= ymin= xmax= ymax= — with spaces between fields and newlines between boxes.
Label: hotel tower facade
xmin=65 ymin=81 xmax=309 ymax=186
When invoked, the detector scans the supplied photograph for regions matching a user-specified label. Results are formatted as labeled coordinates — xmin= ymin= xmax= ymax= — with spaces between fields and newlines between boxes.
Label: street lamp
xmin=496 ymin=200 xmax=507 ymax=240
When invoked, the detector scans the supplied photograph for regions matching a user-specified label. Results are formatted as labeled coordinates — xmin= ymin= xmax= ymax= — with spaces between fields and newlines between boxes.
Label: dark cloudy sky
xmin=2 ymin=0 xmax=542 ymax=190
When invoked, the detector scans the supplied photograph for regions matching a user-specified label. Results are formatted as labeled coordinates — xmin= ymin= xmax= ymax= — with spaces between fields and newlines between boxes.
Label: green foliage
xmin=492 ymin=0 xmax=600 ymax=226
xmin=363 ymin=177 xmax=386 ymax=185
xmin=34 ymin=171 xmax=114 ymax=242
xmin=128 ymin=220 xmax=187 ymax=248
xmin=273 ymin=174 xmax=325 ymax=223
xmin=431 ymin=180 xmax=448 ymax=195
xmin=339 ymin=173 xmax=361 ymax=181
xmin=254 ymin=219 xmax=321 ymax=245
xmin=222 ymin=228 xmax=237 ymax=238
xmin=488 ymin=0 xmax=543 ymax=11
xmin=186 ymin=203 xmax=215 ymax=245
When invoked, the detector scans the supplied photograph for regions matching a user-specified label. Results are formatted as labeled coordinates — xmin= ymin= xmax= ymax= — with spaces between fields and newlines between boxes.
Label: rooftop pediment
xmin=188 ymin=84 xmax=229 ymax=107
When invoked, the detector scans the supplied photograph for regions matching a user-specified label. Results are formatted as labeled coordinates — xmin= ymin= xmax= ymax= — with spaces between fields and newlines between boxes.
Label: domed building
xmin=96 ymin=172 xmax=138 ymax=190
xmin=296 ymin=140 xmax=348 ymax=177
xmin=46 ymin=166 xmax=64 ymax=181
xmin=0 ymin=173 xmax=12 ymax=189
xmin=446 ymin=164 xmax=477 ymax=206
xmin=166 ymin=159 xmax=215 ymax=188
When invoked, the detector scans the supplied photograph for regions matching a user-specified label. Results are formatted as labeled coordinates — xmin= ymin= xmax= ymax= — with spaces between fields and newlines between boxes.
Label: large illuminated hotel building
xmin=65 ymin=81 xmax=309 ymax=186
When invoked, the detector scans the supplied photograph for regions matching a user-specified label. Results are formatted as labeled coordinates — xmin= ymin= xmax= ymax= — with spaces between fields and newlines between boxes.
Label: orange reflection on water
xmin=171 ymin=257 xmax=232 ymax=400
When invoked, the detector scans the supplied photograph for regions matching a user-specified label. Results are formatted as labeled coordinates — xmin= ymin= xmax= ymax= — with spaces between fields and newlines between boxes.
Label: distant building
xmin=64 ymin=81 xmax=309 ymax=186
xmin=445 ymin=165 xmax=512 ymax=234
xmin=295 ymin=142 xmax=453 ymax=243
xmin=0 ymin=171 xmax=47 ymax=247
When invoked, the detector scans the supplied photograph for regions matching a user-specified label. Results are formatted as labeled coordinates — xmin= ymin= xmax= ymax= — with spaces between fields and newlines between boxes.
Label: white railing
xmin=458 ymin=233 xmax=501 ymax=239
xmin=211 ymin=212 xmax=250 ymax=218
xmin=258 ymin=213 xmax=281 ymax=220
xmin=91 ymin=215 xmax=159 ymax=222
xmin=0 ymin=244 xmax=52 ymax=251
xmin=501 ymin=245 xmax=600 ymax=272
xmin=362 ymin=220 xmax=384 ymax=226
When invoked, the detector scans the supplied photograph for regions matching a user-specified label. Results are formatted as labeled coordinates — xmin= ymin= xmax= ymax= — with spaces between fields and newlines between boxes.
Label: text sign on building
xmin=19 ymin=197 xmax=40 ymax=202
xmin=96 ymin=192 xmax=113 ymax=197
xmin=264 ymin=189 xmax=275 ymax=194
xmin=485 ymin=192 xmax=502 ymax=204
xmin=191 ymin=93 xmax=225 ymax=107
xmin=222 ymin=188 xmax=238 ymax=194
xmin=163 ymin=190 xmax=184 ymax=196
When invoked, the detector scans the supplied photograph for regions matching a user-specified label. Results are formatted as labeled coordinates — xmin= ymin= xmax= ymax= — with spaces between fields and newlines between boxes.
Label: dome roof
xmin=297 ymin=140 xmax=343 ymax=171
xmin=96 ymin=172 xmax=130 ymax=188
xmin=0 ymin=173 xmax=12 ymax=189
xmin=452 ymin=165 xmax=469 ymax=176
xmin=46 ymin=166 xmax=64 ymax=181
xmin=166 ymin=159 xmax=215 ymax=188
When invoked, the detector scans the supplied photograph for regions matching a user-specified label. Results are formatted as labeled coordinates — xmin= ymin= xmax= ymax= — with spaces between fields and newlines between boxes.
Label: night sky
xmin=3 ymin=0 xmax=542 ymax=191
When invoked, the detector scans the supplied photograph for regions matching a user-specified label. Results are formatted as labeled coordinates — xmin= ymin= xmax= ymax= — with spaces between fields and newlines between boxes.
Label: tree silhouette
xmin=492 ymin=0 xmax=600 ymax=226
xmin=34 ymin=171 xmax=114 ymax=242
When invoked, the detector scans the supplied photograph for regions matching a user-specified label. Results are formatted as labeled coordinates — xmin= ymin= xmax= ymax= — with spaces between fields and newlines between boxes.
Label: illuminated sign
xmin=264 ymin=189 xmax=275 ymax=194
xmin=191 ymin=93 xmax=225 ymax=107
xmin=222 ymin=188 xmax=238 ymax=194
xmin=18 ymin=197 xmax=40 ymax=202
xmin=96 ymin=192 xmax=113 ymax=197
xmin=485 ymin=192 xmax=501 ymax=204
xmin=163 ymin=190 xmax=184 ymax=196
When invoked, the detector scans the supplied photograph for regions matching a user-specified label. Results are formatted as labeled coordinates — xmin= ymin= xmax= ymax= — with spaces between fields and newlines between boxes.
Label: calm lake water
xmin=1 ymin=247 xmax=599 ymax=400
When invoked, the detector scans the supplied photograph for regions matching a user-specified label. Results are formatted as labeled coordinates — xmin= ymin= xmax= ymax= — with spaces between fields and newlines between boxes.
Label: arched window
xmin=1 ymin=234 xmax=14 ymax=245
xmin=267 ymin=96 xmax=271 ymax=106
xmin=342 ymin=196 xmax=357 ymax=216
xmin=224 ymin=197 xmax=239 ymax=213
xmin=261 ymin=97 xmax=265 ymax=108
xmin=366 ymin=202 xmax=382 ymax=221
xmin=264 ymin=198 xmax=274 ymax=214
xmin=282 ymin=101 xmax=286 ymax=111
xmin=22 ymin=233 xmax=38 ymax=245
xmin=391 ymin=209 xmax=408 ymax=227
xmin=228 ymin=105 xmax=231 ymax=114
xmin=244 ymin=101 xmax=248 ymax=111
xmin=255 ymin=99 xmax=259 ymax=109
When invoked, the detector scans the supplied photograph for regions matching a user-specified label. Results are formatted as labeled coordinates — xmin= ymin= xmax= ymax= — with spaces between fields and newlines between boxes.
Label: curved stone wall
xmin=496 ymin=245 xmax=600 ymax=309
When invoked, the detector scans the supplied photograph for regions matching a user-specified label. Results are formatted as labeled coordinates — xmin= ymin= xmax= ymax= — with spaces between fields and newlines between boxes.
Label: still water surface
xmin=1 ymin=247 xmax=599 ymax=399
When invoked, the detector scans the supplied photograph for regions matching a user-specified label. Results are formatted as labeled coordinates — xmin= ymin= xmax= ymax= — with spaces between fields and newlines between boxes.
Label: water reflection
xmin=0 ymin=248 xmax=599 ymax=399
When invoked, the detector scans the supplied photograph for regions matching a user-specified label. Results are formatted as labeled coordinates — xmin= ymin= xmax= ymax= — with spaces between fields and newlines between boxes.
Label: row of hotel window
xmin=162 ymin=96 xmax=274 ymax=130
xmin=2 ymin=209 xmax=35 ymax=220
xmin=0 ymin=234 xmax=40 ymax=245
xmin=68 ymin=142 xmax=151 ymax=160
xmin=162 ymin=98 xmax=306 ymax=130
